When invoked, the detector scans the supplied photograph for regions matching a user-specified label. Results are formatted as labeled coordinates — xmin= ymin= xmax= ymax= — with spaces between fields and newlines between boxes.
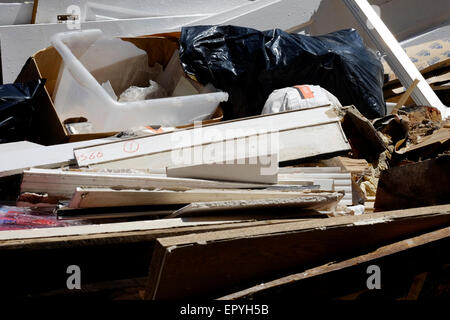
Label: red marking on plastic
xmin=294 ymin=85 xmax=315 ymax=99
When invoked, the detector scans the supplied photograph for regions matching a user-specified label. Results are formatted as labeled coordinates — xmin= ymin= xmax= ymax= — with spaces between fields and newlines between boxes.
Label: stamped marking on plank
xmin=123 ymin=140 xmax=140 ymax=154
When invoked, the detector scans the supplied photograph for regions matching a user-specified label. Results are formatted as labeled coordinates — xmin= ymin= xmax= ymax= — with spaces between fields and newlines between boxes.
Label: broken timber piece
xmin=375 ymin=155 xmax=450 ymax=212
xmin=165 ymin=193 xmax=343 ymax=219
xmin=68 ymin=187 xmax=337 ymax=209
xmin=166 ymin=154 xmax=278 ymax=184
xmin=392 ymin=79 xmax=420 ymax=114
xmin=73 ymin=105 xmax=350 ymax=169
xmin=321 ymin=157 xmax=370 ymax=174
xmin=20 ymin=168 xmax=267 ymax=200
xmin=393 ymin=127 xmax=450 ymax=162
xmin=144 ymin=204 xmax=450 ymax=299
xmin=341 ymin=106 xmax=387 ymax=162
xmin=217 ymin=226 xmax=450 ymax=300
xmin=343 ymin=0 xmax=448 ymax=119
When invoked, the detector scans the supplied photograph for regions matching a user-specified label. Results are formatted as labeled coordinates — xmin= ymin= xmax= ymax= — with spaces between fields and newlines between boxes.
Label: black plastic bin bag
xmin=180 ymin=25 xmax=385 ymax=119
xmin=0 ymin=79 xmax=45 ymax=143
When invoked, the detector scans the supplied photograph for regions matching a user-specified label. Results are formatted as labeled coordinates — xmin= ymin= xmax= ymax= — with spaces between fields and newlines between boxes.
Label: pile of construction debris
xmin=0 ymin=2 xmax=449 ymax=300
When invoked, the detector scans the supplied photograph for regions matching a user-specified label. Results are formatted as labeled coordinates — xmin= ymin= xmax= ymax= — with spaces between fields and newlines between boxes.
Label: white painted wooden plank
xmin=278 ymin=167 xmax=342 ymax=174
xmin=69 ymin=187 xmax=330 ymax=209
xmin=0 ymin=2 xmax=33 ymax=26
xmin=343 ymin=0 xmax=448 ymax=119
xmin=278 ymin=173 xmax=352 ymax=180
xmin=166 ymin=154 xmax=278 ymax=184
xmin=0 ymin=138 xmax=117 ymax=177
xmin=74 ymin=105 xmax=345 ymax=166
xmin=334 ymin=180 xmax=353 ymax=186
xmin=85 ymin=121 xmax=349 ymax=170
xmin=0 ymin=141 xmax=42 ymax=153
xmin=180 ymin=0 xmax=321 ymax=33
xmin=0 ymin=217 xmax=245 ymax=241
xmin=0 ymin=14 xmax=206 ymax=84
xmin=278 ymin=178 xmax=334 ymax=190
xmin=33 ymin=0 xmax=252 ymax=23
xmin=20 ymin=168 xmax=267 ymax=198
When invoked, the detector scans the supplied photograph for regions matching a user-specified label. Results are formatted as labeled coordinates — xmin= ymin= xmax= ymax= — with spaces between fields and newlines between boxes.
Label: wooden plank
xmin=144 ymin=204 xmax=450 ymax=299
xmin=166 ymin=154 xmax=278 ymax=184
xmin=0 ymin=217 xmax=252 ymax=242
xmin=278 ymin=167 xmax=342 ymax=174
xmin=182 ymin=0 xmax=316 ymax=32
xmin=342 ymin=106 xmax=387 ymax=162
xmin=68 ymin=187 xmax=340 ymax=209
xmin=0 ymin=141 xmax=42 ymax=153
xmin=279 ymin=173 xmax=351 ymax=180
xmin=218 ymin=226 xmax=450 ymax=300
xmin=343 ymin=0 xmax=448 ymax=118
xmin=321 ymin=157 xmax=369 ymax=174
xmin=278 ymin=172 xmax=352 ymax=205
xmin=165 ymin=194 xmax=342 ymax=219
xmin=375 ymin=156 xmax=450 ymax=212
xmin=86 ymin=121 xmax=349 ymax=170
xmin=392 ymin=78 xmax=420 ymax=114
xmin=73 ymin=105 xmax=349 ymax=167
xmin=0 ymin=138 xmax=116 ymax=178
xmin=32 ymin=0 xmax=250 ymax=23
xmin=0 ymin=218 xmax=309 ymax=250
xmin=20 ymin=168 xmax=268 ymax=199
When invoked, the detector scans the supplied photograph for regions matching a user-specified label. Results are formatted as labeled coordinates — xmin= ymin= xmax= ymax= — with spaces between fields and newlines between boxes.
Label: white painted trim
xmin=343 ymin=0 xmax=448 ymax=118
xmin=20 ymin=168 xmax=267 ymax=198
xmin=0 ymin=138 xmax=117 ymax=177
xmin=73 ymin=105 xmax=347 ymax=166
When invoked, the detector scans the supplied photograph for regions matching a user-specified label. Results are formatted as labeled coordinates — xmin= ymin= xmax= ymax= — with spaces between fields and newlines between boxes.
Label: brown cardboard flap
xmin=33 ymin=46 xmax=62 ymax=97
xmin=122 ymin=36 xmax=180 ymax=68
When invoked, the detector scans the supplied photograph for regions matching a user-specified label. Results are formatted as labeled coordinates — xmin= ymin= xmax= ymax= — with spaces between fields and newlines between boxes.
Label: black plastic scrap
xmin=0 ymin=79 xmax=45 ymax=143
xmin=180 ymin=25 xmax=386 ymax=120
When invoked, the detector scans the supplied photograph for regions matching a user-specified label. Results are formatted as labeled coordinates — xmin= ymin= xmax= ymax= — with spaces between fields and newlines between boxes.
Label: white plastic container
xmin=50 ymin=29 xmax=228 ymax=132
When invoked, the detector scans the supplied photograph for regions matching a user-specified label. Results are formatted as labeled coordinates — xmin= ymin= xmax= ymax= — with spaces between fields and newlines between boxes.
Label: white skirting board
xmin=33 ymin=0 xmax=253 ymax=23
xmin=73 ymin=105 xmax=350 ymax=169
xmin=0 ymin=138 xmax=117 ymax=178
xmin=166 ymin=154 xmax=279 ymax=184
xmin=0 ymin=14 xmax=206 ymax=84
xmin=20 ymin=168 xmax=268 ymax=198
xmin=278 ymin=168 xmax=353 ymax=206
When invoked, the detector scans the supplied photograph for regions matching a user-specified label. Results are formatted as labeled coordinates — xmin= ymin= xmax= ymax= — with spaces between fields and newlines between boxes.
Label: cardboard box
xmin=15 ymin=32 xmax=222 ymax=145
